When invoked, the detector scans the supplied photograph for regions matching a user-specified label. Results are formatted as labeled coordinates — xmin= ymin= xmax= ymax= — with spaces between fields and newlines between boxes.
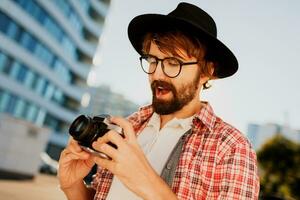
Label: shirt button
xmin=167 ymin=163 xmax=172 ymax=170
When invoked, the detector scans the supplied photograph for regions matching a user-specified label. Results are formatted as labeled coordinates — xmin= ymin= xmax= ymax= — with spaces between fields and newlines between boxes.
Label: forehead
xmin=149 ymin=42 xmax=193 ymax=60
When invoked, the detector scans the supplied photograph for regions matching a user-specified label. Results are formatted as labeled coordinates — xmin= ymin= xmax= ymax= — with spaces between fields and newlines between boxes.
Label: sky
xmin=88 ymin=0 xmax=300 ymax=134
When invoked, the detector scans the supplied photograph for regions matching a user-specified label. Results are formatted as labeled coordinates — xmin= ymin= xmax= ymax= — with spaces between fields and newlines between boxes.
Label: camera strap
xmin=160 ymin=128 xmax=192 ymax=187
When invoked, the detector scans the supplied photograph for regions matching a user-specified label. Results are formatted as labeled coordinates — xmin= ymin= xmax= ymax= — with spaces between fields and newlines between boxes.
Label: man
xmin=58 ymin=2 xmax=259 ymax=199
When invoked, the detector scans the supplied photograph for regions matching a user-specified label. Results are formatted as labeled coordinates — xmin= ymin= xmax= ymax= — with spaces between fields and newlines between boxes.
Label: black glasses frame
xmin=139 ymin=54 xmax=199 ymax=78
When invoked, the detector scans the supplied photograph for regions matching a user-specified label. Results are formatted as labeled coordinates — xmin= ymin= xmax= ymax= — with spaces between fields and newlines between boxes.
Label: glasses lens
xmin=140 ymin=56 xmax=157 ymax=74
xmin=163 ymin=58 xmax=181 ymax=77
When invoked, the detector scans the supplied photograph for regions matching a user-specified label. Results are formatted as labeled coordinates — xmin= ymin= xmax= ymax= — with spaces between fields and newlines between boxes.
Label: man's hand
xmin=92 ymin=116 xmax=177 ymax=200
xmin=58 ymin=138 xmax=95 ymax=192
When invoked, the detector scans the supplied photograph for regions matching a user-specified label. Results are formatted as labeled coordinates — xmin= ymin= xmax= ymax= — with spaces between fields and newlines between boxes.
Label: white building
xmin=0 ymin=0 xmax=110 ymax=160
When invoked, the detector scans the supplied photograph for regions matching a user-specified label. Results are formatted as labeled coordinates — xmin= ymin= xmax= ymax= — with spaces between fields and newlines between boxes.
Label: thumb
xmin=110 ymin=116 xmax=136 ymax=141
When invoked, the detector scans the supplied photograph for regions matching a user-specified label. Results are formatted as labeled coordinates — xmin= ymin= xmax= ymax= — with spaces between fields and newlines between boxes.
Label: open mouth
xmin=156 ymin=86 xmax=171 ymax=96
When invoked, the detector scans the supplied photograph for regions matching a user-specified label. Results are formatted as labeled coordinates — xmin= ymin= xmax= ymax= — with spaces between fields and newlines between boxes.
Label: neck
xmin=159 ymin=98 xmax=202 ymax=130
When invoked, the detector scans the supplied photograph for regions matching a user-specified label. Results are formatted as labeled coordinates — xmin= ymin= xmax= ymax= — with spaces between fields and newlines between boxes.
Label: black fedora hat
xmin=128 ymin=2 xmax=238 ymax=78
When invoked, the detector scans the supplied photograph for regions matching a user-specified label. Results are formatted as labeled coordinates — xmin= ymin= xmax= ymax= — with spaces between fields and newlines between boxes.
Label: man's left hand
xmin=92 ymin=116 xmax=160 ymax=199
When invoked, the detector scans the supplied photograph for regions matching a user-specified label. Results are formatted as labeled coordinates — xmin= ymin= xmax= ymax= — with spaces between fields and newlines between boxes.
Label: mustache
xmin=151 ymin=80 xmax=176 ymax=92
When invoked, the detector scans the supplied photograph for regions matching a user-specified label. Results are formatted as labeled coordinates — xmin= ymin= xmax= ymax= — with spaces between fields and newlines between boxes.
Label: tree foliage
xmin=257 ymin=134 xmax=300 ymax=200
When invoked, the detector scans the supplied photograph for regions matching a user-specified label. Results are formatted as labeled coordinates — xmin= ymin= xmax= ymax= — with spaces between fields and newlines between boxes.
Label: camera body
xmin=68 ymin=114 xmax=122 ymax=159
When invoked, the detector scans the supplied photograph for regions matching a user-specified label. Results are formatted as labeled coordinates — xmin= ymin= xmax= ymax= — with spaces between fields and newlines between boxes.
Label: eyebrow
xmin=146 ymin=54 xmax=185 ymax=62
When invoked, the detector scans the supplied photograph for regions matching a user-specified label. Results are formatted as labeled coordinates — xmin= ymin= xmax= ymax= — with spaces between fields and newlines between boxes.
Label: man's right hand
xmin=58 ymin=138 xmax=95 ymax=191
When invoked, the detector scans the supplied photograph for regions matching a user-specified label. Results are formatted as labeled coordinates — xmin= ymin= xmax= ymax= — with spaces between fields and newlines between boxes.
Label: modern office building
xmin=0 ymin=0 xmax=110 ymax=160
xmin=247 ymin=123 xmax=300 ymax=150
xmin=82 ymin=85 xmax=140 ymax=117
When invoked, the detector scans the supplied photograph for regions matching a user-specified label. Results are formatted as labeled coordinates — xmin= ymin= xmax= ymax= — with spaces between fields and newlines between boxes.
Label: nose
xmin=151 ymin=61 xmax=166 ymax=79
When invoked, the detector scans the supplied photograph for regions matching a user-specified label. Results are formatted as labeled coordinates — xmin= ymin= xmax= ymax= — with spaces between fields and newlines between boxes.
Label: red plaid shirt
xmin=91 ymin=102 xmax=259 ymax=199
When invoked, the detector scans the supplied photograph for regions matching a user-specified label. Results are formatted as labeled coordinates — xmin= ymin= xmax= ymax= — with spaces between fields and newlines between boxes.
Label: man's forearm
xmin=142 ymin=173 xmax=178 ymax=200
xmin=61 ymin=180 xmax=95 ymax=200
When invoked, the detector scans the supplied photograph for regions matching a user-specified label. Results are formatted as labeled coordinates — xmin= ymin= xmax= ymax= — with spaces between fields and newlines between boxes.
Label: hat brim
xmin=128 ymin=14 xmax=238 ymax=78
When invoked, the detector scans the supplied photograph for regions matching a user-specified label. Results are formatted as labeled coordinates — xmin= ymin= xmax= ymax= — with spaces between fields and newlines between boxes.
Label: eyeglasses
xmin=139 ymin=54 xmax=199 ymax=78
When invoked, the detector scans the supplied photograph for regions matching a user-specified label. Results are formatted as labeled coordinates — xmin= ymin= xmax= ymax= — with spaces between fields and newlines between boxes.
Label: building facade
xmin=0 ymin=0 xmax=110 ymax=160
xmin=82 ymin=85 xmax=140 ymax=118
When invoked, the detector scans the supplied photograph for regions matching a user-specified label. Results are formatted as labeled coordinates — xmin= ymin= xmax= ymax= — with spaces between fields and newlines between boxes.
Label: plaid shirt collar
xmin=135 ymin=101 xmax=216 ymax=132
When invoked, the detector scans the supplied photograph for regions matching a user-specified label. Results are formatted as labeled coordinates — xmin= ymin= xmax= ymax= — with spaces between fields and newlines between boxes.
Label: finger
xmin=94 ymin=130 xmax=124 ymax=148
xmin=92 ymin=143 xmax=119 ymax=161
xmin=68 ymin=138 xmax=82 ymax=152
xmin=60 ymin=150 xmax=87 ymax=163
xmin=110 ymin=116 xmax=136 ymax=141
xmin=61 ymin=148 xmax=89 ymax=161
xmin=93 ymin=156 xmax=115 ymax=173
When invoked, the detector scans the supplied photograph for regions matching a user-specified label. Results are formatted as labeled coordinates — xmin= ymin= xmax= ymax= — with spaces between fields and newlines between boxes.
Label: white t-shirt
xmin=106 ymin=113 xmax=193 ymax=200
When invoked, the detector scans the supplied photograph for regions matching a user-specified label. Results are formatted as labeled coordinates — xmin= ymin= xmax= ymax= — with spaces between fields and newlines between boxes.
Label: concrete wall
xmin=0 ymin=114 xmax=50 ymax=178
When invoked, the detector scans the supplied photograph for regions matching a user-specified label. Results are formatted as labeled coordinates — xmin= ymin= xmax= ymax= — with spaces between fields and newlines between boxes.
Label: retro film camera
xmin=68 ymin=114 xmax=123 ymax=159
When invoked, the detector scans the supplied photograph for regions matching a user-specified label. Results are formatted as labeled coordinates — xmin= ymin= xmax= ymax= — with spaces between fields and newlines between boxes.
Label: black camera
xmin=68 ymin=114 xmax=123 ymax=159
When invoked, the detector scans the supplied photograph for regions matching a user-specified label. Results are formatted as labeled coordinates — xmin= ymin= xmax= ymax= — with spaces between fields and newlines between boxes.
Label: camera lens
xmin=69 ymin=115 xmax=97 ymax=146
xmin=70 ymin=115 xmax=89 ymax=136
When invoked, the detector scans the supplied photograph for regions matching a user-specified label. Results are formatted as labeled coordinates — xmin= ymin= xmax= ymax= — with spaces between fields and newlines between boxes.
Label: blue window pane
xmin=1 ymin=56 xmax=12 ymax=75
xmin=19 ymin=31 xmax=37 ymax=52
xmin=34 ymin=43 xmax=54 ymax=66
xmin=24 ymin=70 xmax=35 ymax=88
xmin=44 ymin=83 xmax=55 ymax=100
xmin=44 ymin=114 xmax=60 ymax=131
xmin=26 ymin=103 xmax=38 ymax=122
xmin=61 ymin=36 xmax=77 ymax=59
xmin=44 ymin=17 xmax=63 ymax=42
xmin=53 ymin=59 xmax=72 ymax=83
xmin=20 ymin=101 xmax=30 ymax=119
xmin=5 ymin=94 xmax=17 ymax=114
xmin=0 ymin=51 xmax=9 ymax=72
xmin=41 ymin=80 xmax=49 ymax=96
xmin=16 ymin=64 xmax=28 ymax=83
xmin=0 ymin=12 xmax=10 ymax=33
xmin=0 ymin=91 xmax=10 ymax=112
xmin=6 ymin=21 xmax=20 ymax=40
xmin=53 ymin=89 xmax=65 ymax=105
xmin=30 ymin=72 xmax=39 ymax=90
xmin=9 ymin=61 xmax=21 ymax=79
xmin=14 ymin=98 xmax=26 ymax=118
xmin=35 ymin=76 xmax=46 ymax=95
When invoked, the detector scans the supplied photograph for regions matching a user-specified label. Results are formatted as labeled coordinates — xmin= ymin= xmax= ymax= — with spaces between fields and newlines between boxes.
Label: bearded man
xmin=58 ymin=2 xmax=259 ymax=200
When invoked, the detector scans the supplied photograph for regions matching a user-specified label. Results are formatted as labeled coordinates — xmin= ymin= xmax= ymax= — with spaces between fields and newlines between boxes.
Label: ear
xmin=199 ymin=61 xmax=215 ymax=85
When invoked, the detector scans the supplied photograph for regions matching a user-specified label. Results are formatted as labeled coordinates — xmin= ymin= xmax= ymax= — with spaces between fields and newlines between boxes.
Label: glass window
xmin=53 ymin=0 xmax=71 ymax=17
xmin=14 ymin=98 xmax=26 ymax=118
xmin=0 ymin=51 xmax=9 ymax=72
xmin=30 ymin=72 xmax=39 ymax=90
xmin=1 ymin=56 xmax=12 ymax=75
xmin=20 ymin=100 xmax=30 ymax=119
xmin=5 ymin=94 xmax=17 ymax=114
xmin=6 ymin=21 xmax=20 ymax=40
xmin=44 ymin=113 xmax=59 ymax=131
xmin=34 ymin=43 xmax=54 ymax=66
xmin=44 ymin=17 xmax=63 ymax=42
xmin=26 ymin=103 xmax=38 ymax=122
xmin=9 ymin=61 xmax=21 ymax=79
xmin=16 ymin=64 xmax=28 ymax=83
xmin=34 ymin=76 xmax=46 ymax=95
xmin=37 ymin=10 xmax=46 ymax=24
xmin=69 ymin=12 xmax=82 ymax=35
xmin=24 ymin=70 xmax=35 ymax=88
xmin=52 ymin=89 xmax=65 ymax=105
xmin=78 ymin=0 xmax=90 ymax=13
xmin=13 ymin=0 xmax=27 ymax=8
xmin=0 ymin=91 xmax=10 ymax=112
xmin=0 ymin=12 xmax=10 ymax=33
xmin=19 ymin=31 xmax=37 ymax=52
xmin=41 ymin=80 xmax=49 ymax=96
xmin=61 ymin=36 xmax=77 ymax=59
xmin=44 ymin=83 xmax=55 ymax=100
